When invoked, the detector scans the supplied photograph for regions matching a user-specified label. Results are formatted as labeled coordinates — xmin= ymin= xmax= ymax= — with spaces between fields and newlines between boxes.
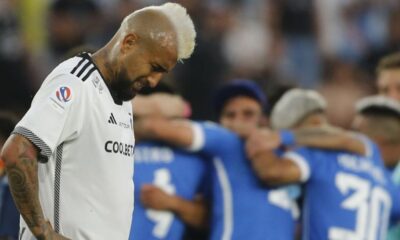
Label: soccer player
xmin=0 ymin=3 xmax=196 ymax=240
xmin=129 ymin=84 xmax=209 ymax=240
xmin=376 ymin=52 xmax=400 ymax=102
xmin=375 ymin=52 xmax=400 ymax=240
xmin=353 ymin=95 xmax=400 ymax=240
xmin=135 ymin=80 xmax=300 ymax=240
xmin=246 ymin=89 xmax=400 ymax=240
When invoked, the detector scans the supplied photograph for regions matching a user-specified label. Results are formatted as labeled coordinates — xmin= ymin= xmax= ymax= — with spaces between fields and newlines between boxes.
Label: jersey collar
xmin=77 ymin=52 xmax=123 ymax=106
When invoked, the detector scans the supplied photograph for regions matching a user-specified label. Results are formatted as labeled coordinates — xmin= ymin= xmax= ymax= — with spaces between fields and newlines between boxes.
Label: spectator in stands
xmin=0 ymin=113 xmax=19 ymax=240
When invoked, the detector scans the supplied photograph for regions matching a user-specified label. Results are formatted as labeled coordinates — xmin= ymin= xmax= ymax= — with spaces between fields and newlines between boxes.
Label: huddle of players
xmin=129 ymin=52 xmax=400 ymax=240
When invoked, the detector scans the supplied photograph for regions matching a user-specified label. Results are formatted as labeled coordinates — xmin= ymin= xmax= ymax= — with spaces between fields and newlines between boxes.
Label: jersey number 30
xmin=328 ymin=172 xmax=392 ymax=240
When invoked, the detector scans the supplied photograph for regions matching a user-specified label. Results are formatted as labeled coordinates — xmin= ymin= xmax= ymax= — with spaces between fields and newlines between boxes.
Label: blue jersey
xmin=130 ymin=141 xmax=208 ymax=240
xmin=284 ymin=136 xmax=400 ymax=240
xmin=386 ymin=163 xmax=400 ymax=240
xmin=191 ymin=122 xmax=298 ymax=240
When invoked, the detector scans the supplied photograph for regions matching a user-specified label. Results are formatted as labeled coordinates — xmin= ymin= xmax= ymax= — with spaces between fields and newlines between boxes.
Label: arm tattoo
xmin=6 ymin=136 xmax=47 ymax=236
xmin=292 ymin=127 xmax=365 ymax=155
xmin=294 ymin=127 xmax=340 ymax=145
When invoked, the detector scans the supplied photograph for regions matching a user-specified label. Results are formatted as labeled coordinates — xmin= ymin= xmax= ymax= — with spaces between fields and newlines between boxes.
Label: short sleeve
xmin=390 ymin=185 xmax=400 ymax=222
xmin=13 ymin=73 xmax=84 ymax=161
xmin=188 ymin=121 xmax=239 ymax=156
xmin=352 ymin=133 xmax=376 ymax=158
xmin=284 ymin=147 xmax=313 ymax=182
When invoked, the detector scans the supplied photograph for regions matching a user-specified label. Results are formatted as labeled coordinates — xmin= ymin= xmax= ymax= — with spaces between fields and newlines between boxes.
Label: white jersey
xmin=13 ymin=53 xmax=135 ymax=240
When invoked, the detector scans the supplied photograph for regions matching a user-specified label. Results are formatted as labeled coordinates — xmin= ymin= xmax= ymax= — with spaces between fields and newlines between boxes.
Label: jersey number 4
xmin=328 ymin=172 xmax=392 ymax=240
xmin=146 ymin=168 xmax=176 ymax=239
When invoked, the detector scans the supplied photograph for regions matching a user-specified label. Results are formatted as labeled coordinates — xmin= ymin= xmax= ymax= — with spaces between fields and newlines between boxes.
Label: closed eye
xmin=151 ymin=64 xmax=167 ymax=73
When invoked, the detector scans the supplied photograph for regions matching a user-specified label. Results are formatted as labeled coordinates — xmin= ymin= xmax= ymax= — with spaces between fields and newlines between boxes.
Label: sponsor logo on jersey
xmin=108 ymin=113 xmax=117 ymax=125
xmin=92 ymin=76 xmax=104 ymax=94
xmin=56 ymin=86 xmax=72 ymax=102
xmin=107 ymin=113 xmax=132 ymax=129
xmin=104 ymin=140 xmax=134 ymax=157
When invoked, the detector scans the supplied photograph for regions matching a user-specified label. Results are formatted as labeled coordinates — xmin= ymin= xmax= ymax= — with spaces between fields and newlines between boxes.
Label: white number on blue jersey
xmin=146 ymin=168 xmax=176 ymax=238
xmin=328 ymin=172 xmax=392 ymax=240
xmin=268 ymin=189 xmax=300 ymax=219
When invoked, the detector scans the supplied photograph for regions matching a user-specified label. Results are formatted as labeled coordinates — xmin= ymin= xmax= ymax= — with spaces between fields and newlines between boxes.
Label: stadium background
xmin=0 ymin=0 xmax=399 ymax=127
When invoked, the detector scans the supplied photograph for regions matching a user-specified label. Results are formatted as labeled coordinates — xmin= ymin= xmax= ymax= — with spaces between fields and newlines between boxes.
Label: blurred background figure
xmin=0 ymin=0 xmax=32 ymax=113
xmin=376 ymin=52 xmax=400 ymax=102
xmin=31 ymin=0 xmax=100 ymax=84
xmin=317 ymin=58 xmax=373 ymax=128
xmin=247 ymin=89 xmax=400 ymax=240
xmin=354 ymin=96 xmax=400 ymax=240
xmin=135 ymin=79 xmax=300 ymax=240
xmin=374 ymin=54 xmax=400 ymax=240
xmin=130 ymin=83 xmax=209 ymax=240
xmin=0 ymin=113 xmax=19 ymax=240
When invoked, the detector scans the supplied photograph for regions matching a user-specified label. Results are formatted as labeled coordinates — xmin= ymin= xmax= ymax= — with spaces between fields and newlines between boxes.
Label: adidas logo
xmin=108 ymin=113 xmax=117 ymax=125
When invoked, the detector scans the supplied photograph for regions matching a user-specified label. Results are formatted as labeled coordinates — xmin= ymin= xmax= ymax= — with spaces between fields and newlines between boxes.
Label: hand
xmin=227 ymin=122 xmax=258 ymax=139
xmin=149 ymin=94 xmax=190 ymax=118
xmin=140 ymin=184 xmax=177 ymax=211
xmin=132 ymin=94 xmax=189 ymax=118
xmin=246 ymin=128 xmax=281 ymax=158
xmin=36 ymin=221 xmax=71 ymax=240
xmin=133 ymin=116 xmax=163 ymax=139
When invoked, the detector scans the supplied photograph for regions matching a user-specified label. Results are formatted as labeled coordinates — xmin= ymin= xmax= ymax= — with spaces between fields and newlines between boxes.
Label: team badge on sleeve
xmin=49 ymin=86 xmax=74 ymax=112
xmin=56 ymin=86 xmax=72 ymax=102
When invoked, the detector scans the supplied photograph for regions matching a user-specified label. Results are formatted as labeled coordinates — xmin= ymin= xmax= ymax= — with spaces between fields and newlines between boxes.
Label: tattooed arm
xmin=292 ymin=127 xmax=366 ymax=155
xmin=0 ymin=134 xmax=70 ymax=240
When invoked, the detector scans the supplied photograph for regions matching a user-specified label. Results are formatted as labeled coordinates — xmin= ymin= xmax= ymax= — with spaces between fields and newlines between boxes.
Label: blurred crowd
xmin=0 ymin=0 xmax=400 ymax=124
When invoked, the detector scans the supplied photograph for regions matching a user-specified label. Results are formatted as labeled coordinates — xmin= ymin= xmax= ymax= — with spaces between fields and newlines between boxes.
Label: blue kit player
xmin=135 ymin=80 xmax=300 ymax=240
xmin=353 ymin=95 xmax=400 ymax=240
xmin=130 ymin=84 xmax=209 ymax=240
xmin=246 ymin=89 xmax=400 ymax=240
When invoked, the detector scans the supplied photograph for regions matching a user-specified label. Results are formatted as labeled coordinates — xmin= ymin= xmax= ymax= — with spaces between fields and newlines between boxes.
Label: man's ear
xmin=121 ymin=33 xmax=139 ymax=53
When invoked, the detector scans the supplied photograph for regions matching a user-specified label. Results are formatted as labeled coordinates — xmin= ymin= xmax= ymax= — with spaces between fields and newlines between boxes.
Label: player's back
xmin=287 ymin=139 xmax=398 ymax=240
xmin=192 ymin=122 xmax=298 ymax=240
xmin=130 ymin=141 xmax=208 ymax=240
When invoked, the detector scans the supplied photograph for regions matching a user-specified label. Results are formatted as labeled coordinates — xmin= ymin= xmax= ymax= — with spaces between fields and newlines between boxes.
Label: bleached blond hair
xmin=122 ymin=3 xmax=196 ymax=61
xmin=158 ymin=3 xmax=196 ymax=60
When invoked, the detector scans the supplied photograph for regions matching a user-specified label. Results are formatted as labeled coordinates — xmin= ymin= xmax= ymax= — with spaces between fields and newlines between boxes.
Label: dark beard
xmin=109 ymin=67 xmax=150 ymax=101
xmin=111 ymin=76 xmax=136 ymax=101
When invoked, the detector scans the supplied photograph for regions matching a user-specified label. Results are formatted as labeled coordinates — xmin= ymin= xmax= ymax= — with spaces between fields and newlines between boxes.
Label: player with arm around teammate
xmin=352 ymin=95 xmax=400 ymax=239
xmin=0 ymin=3 xmax=196 ymax=240
xmin=129 ymin=83 xmax=210 ymax=240
xmin=374 ymin=53 xmax=400 ymax=240
xmin=135 ymin=79 xmax=300 ymax=240
xmin=246 ymin=89 xmax=400 ymax=240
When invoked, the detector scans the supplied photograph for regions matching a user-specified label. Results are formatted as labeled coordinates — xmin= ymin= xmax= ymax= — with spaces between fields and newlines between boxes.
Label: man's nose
xmin=147 ymin=73 xmax=163 ymax=88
